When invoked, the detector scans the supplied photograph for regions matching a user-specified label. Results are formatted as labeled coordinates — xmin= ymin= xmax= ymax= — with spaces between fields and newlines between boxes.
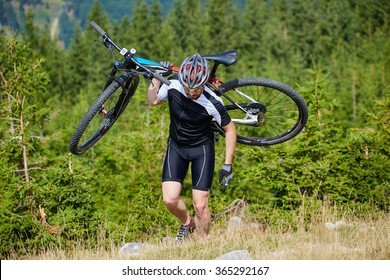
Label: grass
xmin=20 ymin=209 xmax=390 ymax=260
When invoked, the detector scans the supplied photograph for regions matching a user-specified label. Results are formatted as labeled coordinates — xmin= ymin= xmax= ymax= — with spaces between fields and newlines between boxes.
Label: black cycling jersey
xmin=158 ymin=79 xmax=231 ymax=147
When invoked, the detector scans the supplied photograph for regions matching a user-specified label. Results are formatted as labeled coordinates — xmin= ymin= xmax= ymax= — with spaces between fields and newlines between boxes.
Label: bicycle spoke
xmin=220 ymin=78 xmax=307 ymax=145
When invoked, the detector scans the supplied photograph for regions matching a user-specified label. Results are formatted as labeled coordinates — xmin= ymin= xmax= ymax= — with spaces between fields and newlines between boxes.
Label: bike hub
xmin=246 ymin=103 xmax=267 ymax=126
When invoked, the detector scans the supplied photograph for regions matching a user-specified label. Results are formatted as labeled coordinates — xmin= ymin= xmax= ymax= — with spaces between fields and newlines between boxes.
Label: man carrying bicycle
xmin=147 ymin=53 xmax=236 ymax=241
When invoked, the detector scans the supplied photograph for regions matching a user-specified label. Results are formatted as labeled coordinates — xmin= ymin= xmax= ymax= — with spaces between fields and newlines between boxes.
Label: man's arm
xmin=147 ymin=78 xmax=165 ymax=106
xmin=218 ymin=120 xmax=236 ymax=188
xmin=222 ymin=121 xmax=236 ymax=164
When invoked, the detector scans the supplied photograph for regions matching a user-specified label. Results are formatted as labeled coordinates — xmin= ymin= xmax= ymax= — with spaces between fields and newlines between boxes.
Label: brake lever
xmin=103 ymin=38 xmax=113 ymax=50
xmin=143 ymin=72 xmax=154 ymax=80
xmin=95 ymin=39 xmax=104 ymax=45
xmin=95 ymin=38 xmax=113 ymax=51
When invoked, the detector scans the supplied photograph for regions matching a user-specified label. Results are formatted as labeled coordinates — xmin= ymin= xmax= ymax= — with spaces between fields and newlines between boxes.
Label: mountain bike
xmin=69 ymin=21 xmax=308 ymax=155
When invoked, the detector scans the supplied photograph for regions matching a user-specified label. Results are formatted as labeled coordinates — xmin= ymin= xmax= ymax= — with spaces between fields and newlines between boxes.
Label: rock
xmin=162 ymin=237 xmax=176 ymax=243
xmin=119 ymin=242 xmax=144 ymax=256
xmin=325 ymin=220 xmax=347 ymax=230
xmin=216 ymin=250 xmax=253 ymax=260
xmin=334 ymin=220 xmax=346 ymax=228
xmin=250 ymin=223 xmax=260 ymax=230
xmin=228 ymin=216 xmax=245 ymax=230
xmin=325 ymin=222 xmax=336 ymax=230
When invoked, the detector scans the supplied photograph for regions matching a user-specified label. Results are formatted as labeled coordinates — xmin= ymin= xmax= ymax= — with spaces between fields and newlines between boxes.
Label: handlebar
xmin=90 ymin=21 xmax=106 ymax=36
xmin=90 ymin=21 xmax=171 ymax=86
xmin=152 ymin=72 xmax=171 ymax=85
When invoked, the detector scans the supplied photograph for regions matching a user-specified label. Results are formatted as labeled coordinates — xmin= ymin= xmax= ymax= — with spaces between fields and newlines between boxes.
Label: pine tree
xmin=119 ymin=15 xmax=132 ymax=47
xmin=0 ymin=33 xmax=101 ymax=257
xmin=181 ymin=0 xmax=205 ymax=54
xmin=238 ymin=0 xmax=268 ymax=74
xmin=204 ymin=0 xmax=238 ymax=53
xmin=148 ymin=0 xmax=164 ymax=58
xmin=64 ymin=24 xmax=90 ymax=99
xmin=129 ymin=0 xmax=150 ymax=56
xmin=22 ymin=9 xmax=66 ymax=99
xmin=0 ymin=34 xmax=50 ymax=181
xmin=159 ymin=0 xmax=185 ymax=60
xmin=85 ymin=0 xmax=112 ymax=93
xmin=0 ymin=33 xmax=49 ymax=256
xmin=287 ymin=0 xmax=321 ymax=67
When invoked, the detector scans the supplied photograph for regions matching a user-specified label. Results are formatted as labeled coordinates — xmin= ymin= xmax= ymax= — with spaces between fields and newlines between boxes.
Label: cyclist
xmin=147 ymin=53 xmax=236 ymax=241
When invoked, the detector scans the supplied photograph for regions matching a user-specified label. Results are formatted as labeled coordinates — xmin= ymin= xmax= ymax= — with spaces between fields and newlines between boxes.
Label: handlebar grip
xmin=153 ymin=73 xmax=171 ymax=86
xmin=90 ymin=21 xmax=106 ymax=36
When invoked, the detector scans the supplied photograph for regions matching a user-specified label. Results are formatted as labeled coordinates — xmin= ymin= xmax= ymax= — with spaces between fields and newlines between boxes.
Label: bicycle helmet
xmin=178 ymin=53 xmax=210 ymax=89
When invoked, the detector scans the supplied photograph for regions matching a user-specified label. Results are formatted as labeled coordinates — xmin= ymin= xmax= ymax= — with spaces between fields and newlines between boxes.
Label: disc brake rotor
xmin=245 ymin=103 xmax=267 ymax=126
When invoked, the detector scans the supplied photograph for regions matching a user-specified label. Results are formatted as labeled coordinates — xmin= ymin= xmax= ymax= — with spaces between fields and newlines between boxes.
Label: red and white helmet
xmin=178 ymin=53 xmax=209 ymax=89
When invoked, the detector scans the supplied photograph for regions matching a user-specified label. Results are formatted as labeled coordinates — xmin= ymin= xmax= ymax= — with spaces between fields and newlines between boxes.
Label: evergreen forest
xmin=0 ymin=0 xmax=389 ymax=258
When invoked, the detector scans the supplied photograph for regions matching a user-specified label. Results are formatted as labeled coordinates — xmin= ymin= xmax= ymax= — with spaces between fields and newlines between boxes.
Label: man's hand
xmin=219 ymin=164 xmax=233 ymax=189
xmin=155 ymin=61 xmax=172 ymax=77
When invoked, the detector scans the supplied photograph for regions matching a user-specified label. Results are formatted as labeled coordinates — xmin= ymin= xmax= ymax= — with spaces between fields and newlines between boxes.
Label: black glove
xmin=155 ymin=61 xmax=172 ymax=77
xmin=219 ymin=164 xmax=233 ymax=189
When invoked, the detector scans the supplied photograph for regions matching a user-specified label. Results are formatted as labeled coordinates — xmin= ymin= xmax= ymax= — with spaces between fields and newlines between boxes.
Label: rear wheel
xmin=69 ymin=73 xmax=139 ymax=155
xmin=217 ymin=78 xmax=308 ymax=146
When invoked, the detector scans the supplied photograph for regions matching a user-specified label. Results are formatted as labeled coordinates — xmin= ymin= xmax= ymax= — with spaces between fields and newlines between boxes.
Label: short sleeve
xmin=157 ymin=83 xmax=169 ymax=101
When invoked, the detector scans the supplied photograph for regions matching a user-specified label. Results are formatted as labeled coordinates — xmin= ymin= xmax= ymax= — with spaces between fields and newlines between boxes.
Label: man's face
xmin=184 ymin=86 xmax=204 ymax=100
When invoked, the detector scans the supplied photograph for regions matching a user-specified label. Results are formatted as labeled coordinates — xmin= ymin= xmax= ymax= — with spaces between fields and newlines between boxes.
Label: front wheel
xmin=69 ymin=73 xmax=139 ymax=155
xmin=217 ymin=78 xmax=308 ymax=146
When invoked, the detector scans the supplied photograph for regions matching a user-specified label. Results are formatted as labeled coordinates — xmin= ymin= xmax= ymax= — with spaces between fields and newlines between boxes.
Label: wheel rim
xmin=78 ymin=105 xmax=117 ymax=150
xmin=223 ymin=83 xmax=304 ymax=143
xmin=77 ymin=83 xmax=129 ymax=151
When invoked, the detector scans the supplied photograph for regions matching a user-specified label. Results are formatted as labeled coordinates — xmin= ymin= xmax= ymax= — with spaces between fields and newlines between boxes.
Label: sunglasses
xmin=183 ymin=86 xmax=204 ymax=94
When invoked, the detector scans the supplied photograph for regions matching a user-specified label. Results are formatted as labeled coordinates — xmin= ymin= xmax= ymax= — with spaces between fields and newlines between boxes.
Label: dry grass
xmin=21 ymin=211 xmax=390 ymax=260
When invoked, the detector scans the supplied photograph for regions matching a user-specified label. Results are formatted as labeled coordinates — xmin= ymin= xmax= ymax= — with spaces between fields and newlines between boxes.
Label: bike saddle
xmin=203 ymin=50 xmax=238 ymax=66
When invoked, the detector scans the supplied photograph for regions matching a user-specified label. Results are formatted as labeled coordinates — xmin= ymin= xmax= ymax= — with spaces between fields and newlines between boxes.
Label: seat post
xmin=209 ymin=62 xmax=220 ymax=78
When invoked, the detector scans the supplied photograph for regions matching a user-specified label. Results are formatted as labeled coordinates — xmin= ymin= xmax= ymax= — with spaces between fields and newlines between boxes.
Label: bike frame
xmin=91 ymin=19 xmax=262 ymax=128
xmin=101 ymin=57 xmax=262 ymax=128
xmin=123 ymin=57 xmax=262 ymax=126
xmin=208 ymin=77 xmax=260 ymax=125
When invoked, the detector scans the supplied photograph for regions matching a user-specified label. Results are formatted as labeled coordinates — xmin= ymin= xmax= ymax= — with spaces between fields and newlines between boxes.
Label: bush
xmin=232 ymin=66 xmax=389 ymax=228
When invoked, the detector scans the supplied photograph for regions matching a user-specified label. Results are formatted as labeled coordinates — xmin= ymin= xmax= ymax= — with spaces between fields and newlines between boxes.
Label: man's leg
xmin=192 ymin=189 xmax=211 ymax=238
xmin=162 ymin=181 xmax=191 ymax=225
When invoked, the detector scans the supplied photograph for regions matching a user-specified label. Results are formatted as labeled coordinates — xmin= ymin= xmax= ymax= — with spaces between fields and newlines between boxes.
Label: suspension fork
xmin=102 ymin=67 xmax=118 ymax=90
xmin=102 ymin=61 xmax=130 ymax=91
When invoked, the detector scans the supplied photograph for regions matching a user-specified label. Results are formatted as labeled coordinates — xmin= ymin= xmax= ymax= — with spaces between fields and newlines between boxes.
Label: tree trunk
xmin=19 ymin=95 xmax=30 ymax=183
xmin=352 ymin=69 xmax=357 ymax=123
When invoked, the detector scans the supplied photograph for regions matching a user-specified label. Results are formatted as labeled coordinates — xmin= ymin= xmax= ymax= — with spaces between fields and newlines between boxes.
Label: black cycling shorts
xmin=162 ymin=139 xmax=215 ymax=191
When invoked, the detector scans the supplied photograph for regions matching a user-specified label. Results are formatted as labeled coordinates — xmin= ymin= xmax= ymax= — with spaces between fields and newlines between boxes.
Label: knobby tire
xmin=217 ymin=78 xmax=308 ymax=146
xmin=69 ymin=74 xmax=139 ymax=155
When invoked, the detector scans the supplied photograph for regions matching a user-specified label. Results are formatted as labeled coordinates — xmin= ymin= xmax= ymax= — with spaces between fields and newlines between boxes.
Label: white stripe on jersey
xmin=193 ymin=87 xmax=224 ymax=125
xmin=158 ymin=79 xmax=225 ymax=125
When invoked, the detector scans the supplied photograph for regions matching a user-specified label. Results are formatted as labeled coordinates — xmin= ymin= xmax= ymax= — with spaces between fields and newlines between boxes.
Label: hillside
xmin=1 ymin=0 xmax=170 ymax=47
xmin=1 ymin=0 xmax=389 ymax=261
xmin=0 ymin=0 xmax=248 ymax=48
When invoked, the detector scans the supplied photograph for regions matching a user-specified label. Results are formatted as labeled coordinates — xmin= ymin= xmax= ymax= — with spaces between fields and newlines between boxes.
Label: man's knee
xmin=193 ymin=200 xmax=209 ymax=217
xmin=162 ymin=181 xmax=182 ymax=209
xmin=192 ymin=190 xmax=209 ymax=215
xmin=163 ymin=196 xmax=179 ymax=209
